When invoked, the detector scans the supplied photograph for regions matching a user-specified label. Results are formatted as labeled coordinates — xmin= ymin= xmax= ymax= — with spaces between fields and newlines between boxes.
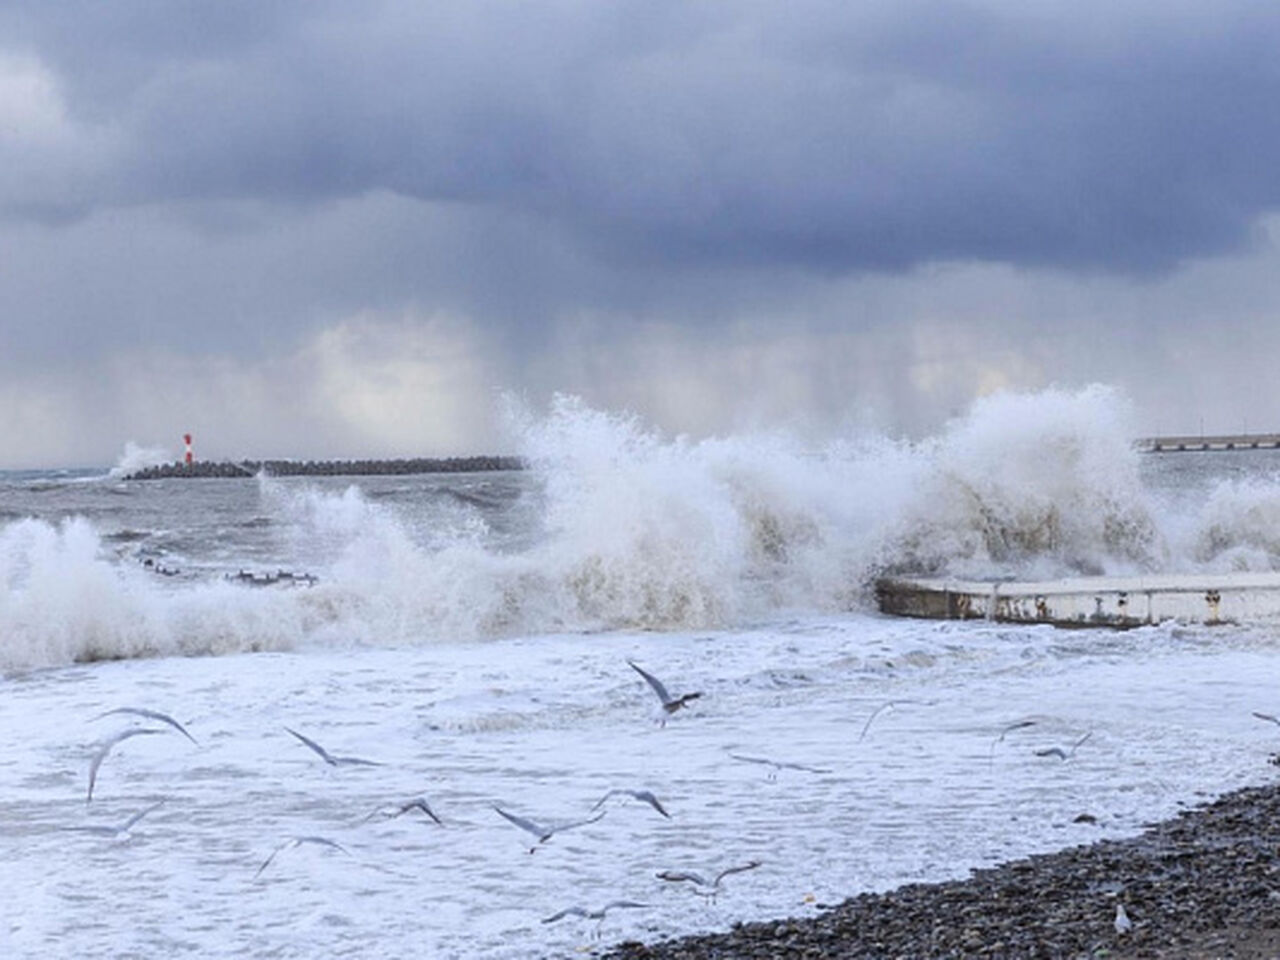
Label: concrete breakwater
xmin=126 ymin=455 xmax=524 ymax=480
xmin=877 ymin=571 xmax=1280 ymax=627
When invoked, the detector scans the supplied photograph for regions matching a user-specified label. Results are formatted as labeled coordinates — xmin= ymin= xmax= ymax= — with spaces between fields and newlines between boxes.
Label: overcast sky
xmin=3 ymin=1 xmax=1280 ymax=467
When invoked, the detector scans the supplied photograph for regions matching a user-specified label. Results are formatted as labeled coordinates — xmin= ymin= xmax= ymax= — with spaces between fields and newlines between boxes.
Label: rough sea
xmin=4 ymin=387 xmax=1280 ymax=958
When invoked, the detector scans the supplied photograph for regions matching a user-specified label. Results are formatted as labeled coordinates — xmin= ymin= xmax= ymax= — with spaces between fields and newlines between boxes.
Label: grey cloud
xmin=3 ymin=2 xmax=1280 ymax=274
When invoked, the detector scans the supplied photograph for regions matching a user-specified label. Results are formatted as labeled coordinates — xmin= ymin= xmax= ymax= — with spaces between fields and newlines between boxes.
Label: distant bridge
xmin=1136 ymin=433 xmax=1280 ymax=453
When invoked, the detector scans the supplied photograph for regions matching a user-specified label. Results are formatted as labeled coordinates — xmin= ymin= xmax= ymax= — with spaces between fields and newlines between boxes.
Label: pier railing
xmin=1135 ymin=433 xmax=1280 ymax=452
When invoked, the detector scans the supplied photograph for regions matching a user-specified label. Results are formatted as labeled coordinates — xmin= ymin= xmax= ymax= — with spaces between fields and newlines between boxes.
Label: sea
xmin=3 ymin=387 xmax=1280 ymax=958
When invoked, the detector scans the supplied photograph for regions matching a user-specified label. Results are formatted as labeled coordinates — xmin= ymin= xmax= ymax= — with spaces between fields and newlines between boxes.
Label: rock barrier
xmin=125 ymin=455 xmax=524 ymax=480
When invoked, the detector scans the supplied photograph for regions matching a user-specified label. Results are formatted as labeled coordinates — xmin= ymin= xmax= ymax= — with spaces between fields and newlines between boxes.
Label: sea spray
xmin=882 ymin=385 xmax=1162 ymax=579
xmin=8 ymin=386 xmax=1280 ymax=670
xmin=107 ymin=441 xmax=172 ymax=479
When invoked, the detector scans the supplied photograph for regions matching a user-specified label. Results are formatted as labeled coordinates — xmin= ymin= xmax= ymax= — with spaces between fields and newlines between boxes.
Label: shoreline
xmin=606 ymin=779 xmax=1280 ymax=959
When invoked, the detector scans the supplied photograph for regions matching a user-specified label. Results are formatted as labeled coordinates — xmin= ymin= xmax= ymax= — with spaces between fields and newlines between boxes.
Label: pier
xmin=1136 ymin=433 xmax=1280 ymax=452
xmin=877 ymin=572 xmax=1280 ymax=628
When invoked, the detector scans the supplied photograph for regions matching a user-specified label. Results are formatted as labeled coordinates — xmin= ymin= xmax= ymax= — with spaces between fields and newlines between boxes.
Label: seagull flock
xmin=62 ymin=656 xmax=1177 ymax=944
xmin=64 ymin=660 xmax=774 ymax=940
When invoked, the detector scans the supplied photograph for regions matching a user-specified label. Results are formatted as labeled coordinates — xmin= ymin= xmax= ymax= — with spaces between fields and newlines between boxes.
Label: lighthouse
xmin=184 ymin=433 xmax=193 ymax=466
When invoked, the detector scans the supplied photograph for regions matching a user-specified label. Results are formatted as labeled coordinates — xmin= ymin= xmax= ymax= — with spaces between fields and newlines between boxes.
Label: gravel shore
xmin=605 ymin=780 xmax=1280 ymax=959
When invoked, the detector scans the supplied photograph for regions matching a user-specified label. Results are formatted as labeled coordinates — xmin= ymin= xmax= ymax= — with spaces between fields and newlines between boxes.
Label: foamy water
xmin=2 ymin=388 xmax=1280 ymax=958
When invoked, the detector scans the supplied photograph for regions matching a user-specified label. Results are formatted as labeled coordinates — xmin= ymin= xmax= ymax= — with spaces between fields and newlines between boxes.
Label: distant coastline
xmin=124 ymin=455 xmax=525 ymax=480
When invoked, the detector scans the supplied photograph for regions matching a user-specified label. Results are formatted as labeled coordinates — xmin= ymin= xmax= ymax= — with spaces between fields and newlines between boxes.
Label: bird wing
xmin=297 ymin=836 xmax=348 ymax=855
xmin=781 ymin=761 xmax=832 ymax=774
xmin=331 ymin=753 xmax=383 ymax=767
xmin=553 ymin=809 xmax=607 ymax=834
xmin=1071 ymin=731 xmax=1093 ymax=752
xmin=1034 ymin=747 xmax=1068 ymax=760
xmin=997 ymin=720 xmax=1037 ymax=742
xmin=600 ymin=900 xmax=649 ymax=915
xmin=1253 ymin=711 xmax=1280 ymax=726
xmin=728 ymin=753 xmax=773 ymax=767
xmin=628 ymin=661 xmax=673 ymax=705
xmin=254 ymin=842 xmax=291 ymax=878
xmin=107 ymin=708 xmax=199 ymax=746
xmin=87 ymin=728 xmax=162 ymax=802
xmin=634 ymin=790 xmax=671 ymax=818
xmin=713 ymin=860 xmax=762 ymax=886
xmin=121 ymin=800 xmax=167 ymax=832
xmin=494 ymin=806 xmax=547 ymax=838
xmin=590 ymin=789 xmax=620 ymax=811
xmin=402 ymin=798 xmax=442 ymax=825
xmin=284 ymin=727 xmax=334 ymax=764
xmin=859 ymin=702 xmax=895 ymax=741
xmin=542 ymin=906 xmax=589 ymax=924
xmin=657 ymin=870 xmax=707 ymax=886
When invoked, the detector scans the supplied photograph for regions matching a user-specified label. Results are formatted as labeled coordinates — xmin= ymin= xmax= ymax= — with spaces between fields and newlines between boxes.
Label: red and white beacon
xmin=184 ymin=433 xmax=193 ymax=466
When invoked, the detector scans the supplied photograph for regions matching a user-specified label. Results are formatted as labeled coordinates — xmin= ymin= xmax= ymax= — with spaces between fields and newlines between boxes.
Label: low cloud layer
xmin=1 ymin=2 xmax=1278 ymax=465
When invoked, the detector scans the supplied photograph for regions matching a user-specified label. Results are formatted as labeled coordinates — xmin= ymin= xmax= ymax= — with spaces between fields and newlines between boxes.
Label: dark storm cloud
xmin=4 ymin=1 xmax=1280 ymax=274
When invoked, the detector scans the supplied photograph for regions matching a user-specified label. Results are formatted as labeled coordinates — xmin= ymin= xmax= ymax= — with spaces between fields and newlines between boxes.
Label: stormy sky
xmin=3 ymin=1 xmax=1280 ymax=467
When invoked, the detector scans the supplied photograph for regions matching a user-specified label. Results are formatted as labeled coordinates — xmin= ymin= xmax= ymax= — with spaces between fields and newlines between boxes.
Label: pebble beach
xmin=607 ymin=780 xmax=1280 ymax=959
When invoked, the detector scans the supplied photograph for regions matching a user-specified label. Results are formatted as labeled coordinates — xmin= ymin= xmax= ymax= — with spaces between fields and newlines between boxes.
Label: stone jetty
xmin=125 ymin=455 xmax=524 ymax=480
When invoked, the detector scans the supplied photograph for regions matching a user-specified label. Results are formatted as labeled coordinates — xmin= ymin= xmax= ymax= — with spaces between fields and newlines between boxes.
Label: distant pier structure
xmin=1137 ymin=432 xmax=1280 ymax=453
xmin=126 ymin=455 xmax=524 ymax=480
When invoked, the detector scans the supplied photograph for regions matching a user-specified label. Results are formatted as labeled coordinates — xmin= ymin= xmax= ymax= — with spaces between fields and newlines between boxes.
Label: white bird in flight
xmin=628 ymin=660 xmax=702 ymax=722
xmin=542 ymin=900 xmax=648 ymax=937
xmin=727 ymin=752 xmax=831 ymax=780
xmin=542 ymin=900 xmax=649 ymax=924
xmin=254 ymin=836 xmax=350 ymax=878
xmin=493 ymin=805 xmax=607 ymax=852
xmin=92 ymin=707 xmax=199 ymax=746
xmin=857 ymin=698 xmax=936 ymax=741
xmin=989 ymin=719 xmax=1039 ymax=765
xmin=362 ymin=797 xmax=442 ymax=826
xmin=656 ymin=860 xmax=762 ymax=899
xmin=590 ymin=788 xmax=671 ymax=818
xmin=87 ymin=728 xmax=167 ymax=803
xmin=284 ymin=726 xmax=382 ymax=767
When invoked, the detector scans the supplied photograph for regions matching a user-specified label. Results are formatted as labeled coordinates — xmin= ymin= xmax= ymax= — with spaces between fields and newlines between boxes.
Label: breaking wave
xmin=4 ymin=385 xmax=1280 ymax=669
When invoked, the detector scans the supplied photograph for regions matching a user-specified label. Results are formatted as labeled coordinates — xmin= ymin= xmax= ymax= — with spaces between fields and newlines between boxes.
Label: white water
xmin=2 ymin=387 xmax=1280 ymax=957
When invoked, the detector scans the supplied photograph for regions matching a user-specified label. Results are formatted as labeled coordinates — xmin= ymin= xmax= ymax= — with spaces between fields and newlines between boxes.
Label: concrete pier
xmin=876 ymin=572 xmax=1280 ymax=627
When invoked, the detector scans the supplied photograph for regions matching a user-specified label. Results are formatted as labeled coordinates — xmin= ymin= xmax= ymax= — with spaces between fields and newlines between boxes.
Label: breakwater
xmin=1136 ymin=432 xmax=1280 ymax=452
xmin=125 ymin=455 xmax=524 ymax=480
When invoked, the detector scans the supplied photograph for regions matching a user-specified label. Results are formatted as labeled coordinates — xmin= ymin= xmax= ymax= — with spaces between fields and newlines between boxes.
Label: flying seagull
xmin=656 ymin=860 xmax=762 ymax=899
xmin=493 ymin=805 xmax=606 ymax=852
xmin=628 ymin=660 xmax=702 ymax=722
xmin=63 ymin=800 xmax=167 ymax=839
xmin=1252 ymin=711 xmax=1280 ymax=727
xmin=87 ymin=728 xmax=166 ymax=802
xmin=989 ymin=719 xmax=1038 ymax=765
xmin=858 ymin=699 xmax=936 ymax=741
xmin=254 ymin=836 xmax=350 ymax=878
xmin=590 ymin=788 xmax=671 ymax=818
xmin=543 ymin=900 xmax=648 ymax=937
xmin=1034 ymin=732 xmax=1092 ymax=761
xmin=92 ymin=707 xmax=198 ymax=746
xmin=362 ymin=797 xmax=443 ymax=826
xmin=727 ymin=753 xmax=831 ymax=780
xmin=283 ymin=726 xmax=382 ymax=767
